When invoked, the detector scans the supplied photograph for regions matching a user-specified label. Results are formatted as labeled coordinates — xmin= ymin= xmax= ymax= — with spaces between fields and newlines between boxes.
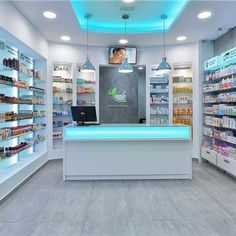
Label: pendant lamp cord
xmin=163 ymin=17 xmax=166 ymax=57
xmin=86 ymin=17 xmax=89 ymax=57
xmin=125 ymin=18 xmax=127 ymax=50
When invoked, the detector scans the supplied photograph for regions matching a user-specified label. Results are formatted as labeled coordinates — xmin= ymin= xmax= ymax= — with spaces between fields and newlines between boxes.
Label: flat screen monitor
xmin=109 ymin=47 xmax=137 ymax=64
xmin=71 ymin=106 xmax=97 ymax=125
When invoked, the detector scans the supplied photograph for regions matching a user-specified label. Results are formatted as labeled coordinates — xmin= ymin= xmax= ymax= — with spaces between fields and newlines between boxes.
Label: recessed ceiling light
xmin=43 ymin=11 xmax=56 ymax=19
xmin=119 ymin=39 xmax=128 ymax=44
xmin=123 ymin=0 xmax=135 ymax=3
xmin=60 ymin=35 xmax=71 ymax=41
xmin=198 ymin=11 xmax=212 ymax=19
xmin=176 ymin=36 xmax=187 ymax=41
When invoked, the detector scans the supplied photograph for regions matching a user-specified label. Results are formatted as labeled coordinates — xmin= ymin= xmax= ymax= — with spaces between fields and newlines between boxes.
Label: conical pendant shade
xmin=119 ymin=57 xmax=133 ymax=73
xmin=158 ymin=15 xmax=171 ymax=73
xmin=81 ymin=55 xmax=95 ymax=72
xmin=82 ymin=13 xmax=95 ymax=73
xmin=157 ymin=57 xmax=171 ymax=73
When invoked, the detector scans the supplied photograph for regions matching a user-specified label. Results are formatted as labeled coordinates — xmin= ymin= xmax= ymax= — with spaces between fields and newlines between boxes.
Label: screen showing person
xmin=109 ymin=47 xmax=137 ymax=64
xmin=109 ymin=48 xmax=126 ymax=64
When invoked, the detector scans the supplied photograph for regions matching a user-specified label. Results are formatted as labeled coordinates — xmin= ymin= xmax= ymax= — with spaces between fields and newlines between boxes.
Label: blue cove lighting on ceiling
xmin=70 ymin=0 xmax=189 ymax=33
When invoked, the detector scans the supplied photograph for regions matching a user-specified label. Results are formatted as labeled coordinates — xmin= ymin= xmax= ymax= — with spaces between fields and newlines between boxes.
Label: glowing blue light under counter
xmin=64 ymin=125 xmax=191 ymax=140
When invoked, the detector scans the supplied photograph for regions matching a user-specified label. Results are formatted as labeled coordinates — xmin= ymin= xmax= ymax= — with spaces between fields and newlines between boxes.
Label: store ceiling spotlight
xmin=119 ymin=14 xmax=133 ymax=73
xmin=119 ymin=39 xmax=128 ymax=44
xmin=43 ymin=11 xmax=56 ymax=19
xmin=176 ymin=36 xmax=187 ymax=41
xmin=60 ymin=35 xmax=71 ymax=41
xmin=123 ymin=0 xmax=135 ymax=3
xmin=198 ymin=11 xmax=212 ymax=19
xmin=157 ymin=15 xmax=171 ymax=73
xmin=81 ymin=13 xmax=95 ymax=72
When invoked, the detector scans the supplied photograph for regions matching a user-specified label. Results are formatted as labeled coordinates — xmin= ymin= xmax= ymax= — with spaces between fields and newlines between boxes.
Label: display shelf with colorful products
xmin=149 ymin=65 xmax=171 ymax=125
xmin=76 ymin=64 xmax=96 ymax=107
xmin=0 ymin=38 xmax=47 ymax=174
xmin=52 ymin=63 xmax=73 ymax=150
xmin=172 ymin=63 xmax=193 ymax=125
xmin=202 ymin=49 xmax=236 ymax=177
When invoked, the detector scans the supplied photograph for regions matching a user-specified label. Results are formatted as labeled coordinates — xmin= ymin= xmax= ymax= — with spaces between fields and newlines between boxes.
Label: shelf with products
xmin=0 ymin=94 xmax=45 ymax=105
xmin=76 ymin=67 xmax=96 ymax=107
xmin=203 ymin=76 xmax=236 ymax=93
xmin=173 ymin=118 xmax=192 ymax=126
xmin=204 ymin=63 xmax=236 ymax=83
xmin=149 ymin=65 xmax=171 ymax=125
xmin=203 ymin=104 xmax=236 ymax=116
xmin=202 ymin=51 xmax=236 ymax=173
xmin=52 ymin=63 xmax=73 ymax=150
xmin=0 ymin=137 xmax=46 ymax=162
xmin=172 ymin=63 xmax=193 ymax=126
xmin=0 ymin=123 xmax=46 ymax=143
xmin=0 ymin=34 xmax=47 ymax=201
xmin=204 ymin=115 xmax=236 ymax=130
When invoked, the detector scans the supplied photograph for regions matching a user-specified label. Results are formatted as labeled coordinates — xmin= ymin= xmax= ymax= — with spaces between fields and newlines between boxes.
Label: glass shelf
xmin=203 ymin=86 xmax=236 ymax=94
xmin=0 ymin=63 xmax=18 ymax=72
xmin=53 ymin=81 xmax=72 ymax=84
xmin=0 ymin=140 xmax=46 ymax=163
xmin=0 ymin=127 xmax=46 ymax=143
xmin=0 ymin=82 xmax=29 ymax=91
xmin=0 ymin=102 xmax=45 ymax=106
xmin=203 ymin=113 xmax=236 ymax=117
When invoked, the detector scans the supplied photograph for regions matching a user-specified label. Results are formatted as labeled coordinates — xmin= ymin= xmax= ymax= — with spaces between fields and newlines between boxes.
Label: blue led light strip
xmin=64 ymin=126 xmax=191 ymax=140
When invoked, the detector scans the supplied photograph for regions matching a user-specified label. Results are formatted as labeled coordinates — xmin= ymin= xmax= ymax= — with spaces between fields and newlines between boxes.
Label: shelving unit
xmin=52 ymin=63 xmax=73 ymax=149
xmin=149 ymin=65 xmax=172 ymax=125
xmin=201 ymin=49 xmax=236 ymax=177
xmin=172 ymin=63 xmax=193 ymax=126
xmin=76 ymin=64 xmax=96 ymax=106
xmin=0 ymin=38 xmax=47 ymax=192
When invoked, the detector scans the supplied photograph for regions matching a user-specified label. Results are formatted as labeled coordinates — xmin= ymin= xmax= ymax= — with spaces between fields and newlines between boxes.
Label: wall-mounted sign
xmin=99 ymin=66 xmax=138 ymax=123
xmin=204 ymin=56 xmax=219 ymax=70
xmin=108 ymin=87 xmax=127 ymax=104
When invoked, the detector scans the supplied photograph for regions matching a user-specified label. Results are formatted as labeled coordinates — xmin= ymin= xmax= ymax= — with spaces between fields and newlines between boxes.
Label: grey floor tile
xmin=35 ymin=191 xmax=91 ymax=222
xmin=132 ymin=219 xmax=166 ymax=236
xmin=29 ymin=221 xmax=82 ymax=236
xmin=166 ymin=187 xmax=232 ymax=220
xmin=81 ymin=218 xmax=136 ymax=236
xmin=161 ymin=219 xmax=195 ymax=236
xmin=0 ymin=222 xmax=35 ymax=236
xmin=0 ymin=194 xmax=49 ymax=223
xmin=86 ymin=181 xmax=129 ymax=221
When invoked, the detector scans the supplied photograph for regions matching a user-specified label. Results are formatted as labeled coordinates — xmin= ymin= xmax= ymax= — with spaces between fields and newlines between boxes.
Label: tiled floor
xmin=0 ymin=160 xmax=236 ymax=236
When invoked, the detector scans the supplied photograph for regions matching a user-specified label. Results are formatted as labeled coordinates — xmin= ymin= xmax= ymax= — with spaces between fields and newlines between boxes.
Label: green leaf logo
xmin=108 ymin=87 xmax=118 ymax=96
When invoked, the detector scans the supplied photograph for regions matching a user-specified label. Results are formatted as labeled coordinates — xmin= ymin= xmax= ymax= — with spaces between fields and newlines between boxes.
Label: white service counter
xmin=63 ymin=125 xmax=192 ymax=180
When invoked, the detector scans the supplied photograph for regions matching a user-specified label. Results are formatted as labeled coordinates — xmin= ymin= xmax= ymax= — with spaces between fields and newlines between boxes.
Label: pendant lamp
xmin=81 ymin=13 xmax=95 ymax=72
xmin=158 ymin=15 xmax=171 ymax=73
xmin=119 ymin=14 xmax=133 ymax=73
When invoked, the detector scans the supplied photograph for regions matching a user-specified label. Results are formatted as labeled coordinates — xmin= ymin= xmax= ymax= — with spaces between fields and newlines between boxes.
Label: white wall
xmin=0 ymin=1 xmax=48 ymax=59
xmin=48 ymin=42 xmax=201 ymax=159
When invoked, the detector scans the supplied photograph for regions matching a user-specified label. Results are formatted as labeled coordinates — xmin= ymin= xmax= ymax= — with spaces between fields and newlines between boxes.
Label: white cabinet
xmin=217 ymin=154 xmax=236 ymax=177
xmin=201 ymin=147 xmax=217 ymax=165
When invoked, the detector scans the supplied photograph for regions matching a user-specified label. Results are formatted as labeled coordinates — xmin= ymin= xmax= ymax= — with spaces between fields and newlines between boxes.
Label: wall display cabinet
xmin=52 ymin=63 xmax=73 ymax=149
xmin=76 ymin=64 xmax=96 ymax=107
xmin=202 ymin=48 xmax=236 ymax=177
xmin=0 ymin=38 xmax=47 ymax=198
xmin=172 ymin=63 xmax=193 ymax=126
xmin=149 ymin=65 xmax=172 ymax=125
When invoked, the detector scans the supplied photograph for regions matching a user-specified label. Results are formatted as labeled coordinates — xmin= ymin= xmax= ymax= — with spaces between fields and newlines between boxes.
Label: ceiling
xmin=70 ymin=0 xmax=189 ymax=32
xmin=12 ymin=0 xmax=236 ymax=47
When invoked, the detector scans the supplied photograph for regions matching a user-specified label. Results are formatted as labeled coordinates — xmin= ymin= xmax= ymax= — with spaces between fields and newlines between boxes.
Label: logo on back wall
xmin=108 ymin=87 xmax=127 ymax=103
